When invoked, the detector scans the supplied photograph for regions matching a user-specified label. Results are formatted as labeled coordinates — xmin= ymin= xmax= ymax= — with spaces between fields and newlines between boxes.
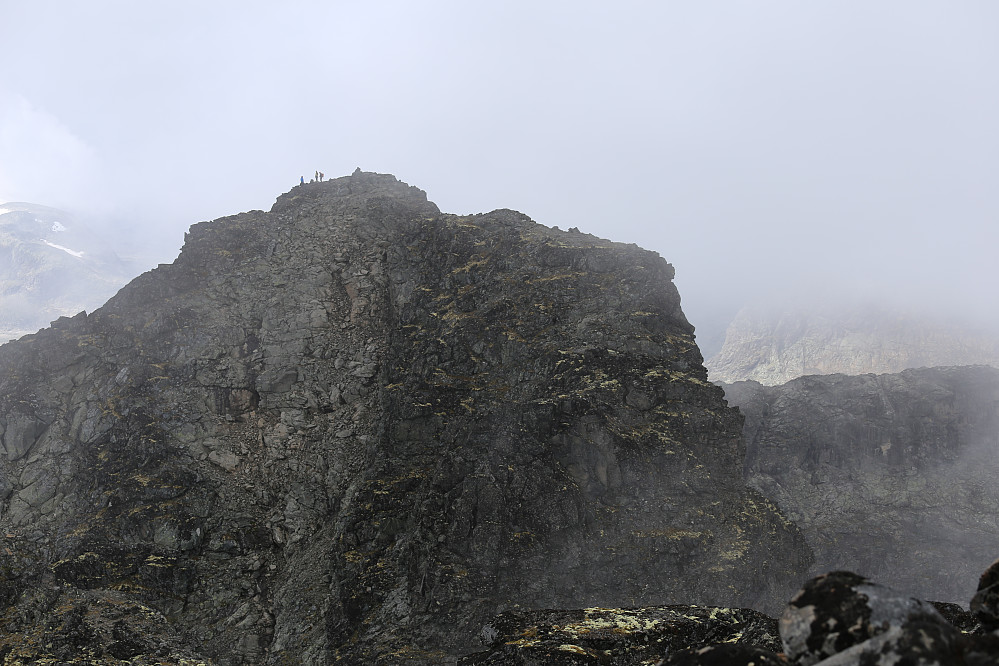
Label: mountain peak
xmin=273 ymin=169 xmax=438 ymax=214
xmin=0 ymin=175 xmax=810 ymax=661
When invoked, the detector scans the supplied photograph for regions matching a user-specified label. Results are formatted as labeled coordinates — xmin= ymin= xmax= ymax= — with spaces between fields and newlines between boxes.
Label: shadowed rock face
xmin=0 ymin=172 xmax=810 ymax=663
xmin=723 ymin=365 xmax=999 ymax=605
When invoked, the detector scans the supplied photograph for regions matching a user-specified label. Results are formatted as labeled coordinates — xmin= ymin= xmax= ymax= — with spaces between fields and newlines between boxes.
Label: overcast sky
xmin=2 ymin=1 xmax=997 ymax=350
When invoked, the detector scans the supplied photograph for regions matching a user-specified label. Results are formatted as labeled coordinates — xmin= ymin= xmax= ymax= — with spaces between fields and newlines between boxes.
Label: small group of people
xmin=299 ymin=170 xmax=326 ymax=185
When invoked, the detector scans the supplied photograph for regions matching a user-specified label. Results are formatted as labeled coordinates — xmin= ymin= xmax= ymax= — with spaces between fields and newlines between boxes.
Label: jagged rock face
xmin=707 ymin=303 xmax=999 ymax=385
xmin=723 ymin=365 xmax=999 ymax=605
xmin=0 ymin=202 xmax=134 ymax=343
xmin=0 ymin=172 xmax=810 ymax=664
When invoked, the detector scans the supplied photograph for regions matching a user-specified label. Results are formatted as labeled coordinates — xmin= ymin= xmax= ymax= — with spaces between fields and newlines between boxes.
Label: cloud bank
xmin=1 ymin=1 xmax=997 ymax=338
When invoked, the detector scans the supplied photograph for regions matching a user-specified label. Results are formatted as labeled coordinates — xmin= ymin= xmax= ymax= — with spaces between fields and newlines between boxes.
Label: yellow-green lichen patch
xmin=558 ymin=608 xmax=663 ymax=636
xmin=525 ymin=271 xmax=587 ymax=284
xmin=144 ymin=554 xmax=173 ymax=568
xmin=343 ymin=550 xmax=365 ymax=564
xmin=631 ymin=528 xmax=705 ymax=540
xmin=451 ymin=257 xmax=489 ymax=275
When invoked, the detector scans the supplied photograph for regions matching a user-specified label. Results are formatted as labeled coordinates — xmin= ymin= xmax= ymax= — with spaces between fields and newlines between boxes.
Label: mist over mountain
xmin=0 ymin=202 xmax=147 ymax=344
xmin=706 ymin=298 xmax=999 ymax=385
xmin=4 ymin=3 xmax=999 ymax=661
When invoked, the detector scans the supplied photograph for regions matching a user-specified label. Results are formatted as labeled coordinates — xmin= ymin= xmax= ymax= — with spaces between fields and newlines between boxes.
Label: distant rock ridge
xmin=0 ymin=172 xmax=811 ymax=663
xmin=722 ymin=364 xmax=999 ymax=606
xmin=707 ymin=302 xmax=999 ymax=385
xmin=0 ymin=202 xmax=135 ymax=343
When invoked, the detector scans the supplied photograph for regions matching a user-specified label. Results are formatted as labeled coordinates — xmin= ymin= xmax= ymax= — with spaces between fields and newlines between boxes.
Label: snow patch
xmin=0 ymin=207 xmax=10 ymax=216
xmin=51 ymin=220 xmax=66 ymax=232
xmin=42 ymin=239 xmax=84 ymax=258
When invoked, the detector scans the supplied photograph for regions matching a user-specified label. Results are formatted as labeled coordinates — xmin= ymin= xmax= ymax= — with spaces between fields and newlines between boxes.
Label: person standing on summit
xmin=300 ymin=176 xmax=304 ymax=185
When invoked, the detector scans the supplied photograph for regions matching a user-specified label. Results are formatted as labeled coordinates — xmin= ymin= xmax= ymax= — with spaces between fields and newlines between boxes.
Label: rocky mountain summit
xmin=0 ymin=202 xmax=135 ymax=343
xmin=0 ymin=172 xmax=811 ymax=663
xmin=722 ymin=365 xmax=999 ymax=606
xmin=707 ymin=301 xmax=999 ymax=385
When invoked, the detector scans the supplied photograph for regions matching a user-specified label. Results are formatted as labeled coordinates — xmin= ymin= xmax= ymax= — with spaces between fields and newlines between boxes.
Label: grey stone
xmin=971 ymin=557 xmax=999 ymax=630
xmin=1 ymin=415 xmax=46 ymax=461
xmin=208 ymin=449 xmax=241 ymax=472
xmin=779 ymin=571 xmax=949 ymax=666
xmin=17 ymin=471 xmax=59 ymax=508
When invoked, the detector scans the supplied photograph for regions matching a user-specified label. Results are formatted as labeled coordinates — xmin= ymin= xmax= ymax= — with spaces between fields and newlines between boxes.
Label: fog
xmin=2 ymin=1 xmax=998 ymax=348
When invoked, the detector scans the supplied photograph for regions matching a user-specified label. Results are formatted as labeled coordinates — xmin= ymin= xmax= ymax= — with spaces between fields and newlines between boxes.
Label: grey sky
xmin=2 ymin=1 xmax=997 ymax=347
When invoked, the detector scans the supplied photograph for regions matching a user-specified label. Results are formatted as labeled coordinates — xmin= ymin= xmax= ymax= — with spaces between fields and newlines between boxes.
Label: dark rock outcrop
xmin=0 ymin=172 xmax=811 ymax=663
xmin=971 ymin=557 xmax=999 ymax=630
xmin=663 ymin=644 xmax=787 ymax=665
xmin=463 ymin=562 xmax=999 ymax=665
xmin=459 ymin=605 xmax=781 ymax=664
xmin=722 ymin=365 xmax=999 ymax=605
xmin=779 ymin=571 xmax=951 ymax=665
xmin=778 ymin=570 xmax=999 ymax=666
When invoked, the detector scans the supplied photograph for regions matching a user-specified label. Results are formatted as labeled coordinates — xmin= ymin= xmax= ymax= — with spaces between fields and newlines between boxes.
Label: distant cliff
xmin=722 ymin=365 xmax=999 ymax=605
xmin=707 ymin=302 xmax=999 ymax=385
xmin=0 ymin=203 xmax=134 ymax=343
xmin=0 ymin=172 xmax=810 ymax=664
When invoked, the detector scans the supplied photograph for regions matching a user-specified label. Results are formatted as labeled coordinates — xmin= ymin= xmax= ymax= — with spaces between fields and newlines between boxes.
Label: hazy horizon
xmin=3 ymin=2 xmax=997 ymax=348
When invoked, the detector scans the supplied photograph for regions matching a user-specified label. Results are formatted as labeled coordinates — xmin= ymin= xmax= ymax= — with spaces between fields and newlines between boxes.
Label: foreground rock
xmin=723 ymin=365 xmax=999 ymax=605
xmin=0 ymin=172 xmax=810 ymax=663
xmin=0 ymin=582 xmax=211 ymax=664
xmin=663 ymin=644 xmax=788 ymax=665
xmin=778 ymin=570 xmax=998 ymax=666
xmin=463 ymin=563 xmax=999 ymax=665
xmin=459 ymin=605 xmax=781 ymax=664
xmin=971 ymin=557 xmax=999 ymax=630
xmin=780 ymin=571 xmax=954 ymax=664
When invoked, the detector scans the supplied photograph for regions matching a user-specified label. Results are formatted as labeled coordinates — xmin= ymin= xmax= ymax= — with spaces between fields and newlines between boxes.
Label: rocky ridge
xmin=722 ymin=365 xmax=999 ymax=605
xmin=0 ymin=172 xmax=811 ymax=663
